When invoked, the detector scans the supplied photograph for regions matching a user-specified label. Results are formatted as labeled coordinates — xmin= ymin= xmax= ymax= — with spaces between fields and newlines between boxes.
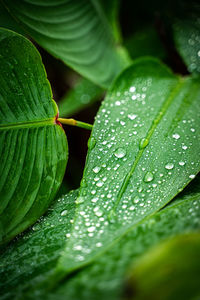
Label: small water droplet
xmin=88 ymin=136 xmax=96 ymax=150
xmin=133 ymin=196 xmax=140 ymax=204
xmin=80 ymin=178 xmax=87 ymax=187
xmin=139 ymin=138 xmax=149 ymax=149
xmin=76 ymin=196 xmax=85 ymax=204
xmin=87 ymin=226 xmax=96 ymax=232
xmin=93 ymin=166 xmax=101 ymax=174
xmin=189 ymin=174 xmax=195 ymax=179
xmin=128 ymin=114 xmax=137 ymax=120
xmin=114 ymin=147 xmax=126 ymax=158
xmin=144 ymin=171 xmax=154 ymax=182
xmin=172 ymin=133 xmax=180 ymax=140
xmin=96 ymin=180 xmax=104 ymax=187
xmin=129 ymin=86 xmax=136 ymax=92
xmin=165 ymin=163 xmax=174 ymax=170
xmin=60 ymin=209 xmax=68 ymax=216
xmin=179 ymin=161 xmax=185 ymax=166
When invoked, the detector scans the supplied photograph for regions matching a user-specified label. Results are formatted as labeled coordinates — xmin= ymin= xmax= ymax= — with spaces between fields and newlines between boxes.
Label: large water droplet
xmin=139 ymin=138 xmax=149 ymax=149
xmin=114 ymin=147 xmax=126 ymax=158
xmin=144 ymin=171 xmax=154 ymax=182
xmin=76 ymin=196 xmax=85 ymax=204
xmin=165 ymin=163 xmax=174 ymax=170
xmin=88 ymin=136 xmax=96 ymax=150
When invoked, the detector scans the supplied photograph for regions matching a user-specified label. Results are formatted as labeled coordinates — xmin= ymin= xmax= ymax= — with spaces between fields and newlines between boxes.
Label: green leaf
xmin=172 ymin=1 xmax=200 ymax=73
xmin=58 ymin=77 xmax=103 ymax=117
xmin=1 ymin=178 xmax=200 ymax=299
xmin=3 ymin=0 xmax=128 ymax=88
xmin=126 ymin=232 xmax=200 ymax=300
xmin=0 ymin=189 xmax=77 ymax=299
xmin=0 ymin=28 xmax=68 ymax=245
xmin=55 ymin=58 xmax=200 ymax=276
xmin=0 ymin=2 xmax=25 ymax=35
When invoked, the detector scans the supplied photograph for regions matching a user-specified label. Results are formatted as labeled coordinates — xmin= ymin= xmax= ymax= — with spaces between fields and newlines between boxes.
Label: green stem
xmin=57 ymin=118 xmax=93 ymax=130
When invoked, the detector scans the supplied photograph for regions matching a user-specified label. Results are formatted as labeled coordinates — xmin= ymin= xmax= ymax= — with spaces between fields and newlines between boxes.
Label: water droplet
xmin=133 ymin=196 xmax=140 ymax=204
xmin=88 ymin=137 xmax=96 ymax=150
xmin=189 ymin=174 xmax=195 ymax=179
xmin=128 ymin=114 xmax=137 ymax=120
xmin=139 ymin=138 xmax=149 ymax=149
xmin=179 ymin=161 xmax=185 ymax=166
xmin=93 ymin=166 xmax=101 ymax=174
xmin=96 ymin=242 xmax=102 ymax=247
xmin=60 ymin=209 xmax=68 ymax=216
xmin=96 ymin=180 xmax=104 ymax=187
xmin=76 ymin=196 xmax=85 ymax=204
xmin=129 ymin=86 xmax=136 ymax=92
xmin=114 ymin=147 xmax=126 ymax=158
xmin=165 ymin=163 xmax=174 ymax=170
xmin=144 ymin=171 xmax=154 ymax=182
xmin=172 ymin=133 xmax=180 ymax=140
xmin=80 ymin=178 xmax=87 ymax=188
xmin=87 ymin=226 xmax=96 ymax=232
xmin=115 ymin=101 xmax=121 ymax=106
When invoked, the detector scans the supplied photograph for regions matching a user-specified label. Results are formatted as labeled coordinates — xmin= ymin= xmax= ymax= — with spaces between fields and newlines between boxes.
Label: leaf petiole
xmin=57 ymin=118 xmax=93 ymax=130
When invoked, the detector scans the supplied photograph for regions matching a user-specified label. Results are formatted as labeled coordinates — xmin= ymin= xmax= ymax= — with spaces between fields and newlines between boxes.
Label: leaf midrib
xmin=0 ymin=118 xmax=55 ymax=130
xmin=111 ymin=77 xmax=186 ymax=213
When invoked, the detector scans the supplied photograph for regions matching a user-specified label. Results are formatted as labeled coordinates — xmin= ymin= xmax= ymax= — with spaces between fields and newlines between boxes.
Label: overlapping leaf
xmin=0 ymin=28 xmax=68 ymax=245
xmin=126 ymin=232 xmax=200 ymax=300
xmin=55 ymin=58 xmax=200 ymax=275
xmin=0 ymin=177 xmax=199 ymax=299
xmin=3 ymin=0 xmax=128 ymax=88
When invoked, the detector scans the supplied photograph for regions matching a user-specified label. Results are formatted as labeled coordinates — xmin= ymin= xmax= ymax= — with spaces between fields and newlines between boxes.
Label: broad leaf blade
xmin=0 ymin=28 xmax=68 ymax=245
xmin=1 ymin=179 xmax=200 ymax=299
xmin=0 ymin=189 xmax=77 ymax=299
xmin=3 ymin=0 xmax=128 ymax=88
xmin=57 ymin=58 xmax=200 ymax=274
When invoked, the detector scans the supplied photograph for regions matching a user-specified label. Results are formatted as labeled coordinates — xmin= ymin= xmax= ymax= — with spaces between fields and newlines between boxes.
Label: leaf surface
xmin=0 ymin=178 xmax=200 ymax=299
xmin=3 ymin=0 xmax=128 ymax=88
xmin=173 ymin=1 xmax=200 ymax=73
xmin=0 ymin=28 xmax=68 ymax=245
xmin=56 ymin=58 xmax=200 ymax=275
xmin=126 ymin=232 xmax=200 ymax=300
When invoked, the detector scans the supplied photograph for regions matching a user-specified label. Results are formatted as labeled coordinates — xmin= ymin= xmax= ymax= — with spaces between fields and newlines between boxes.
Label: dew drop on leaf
xmin=165 ymin=163 xmax=174 ymax=170
xmin=88 ymin=136 xmax=96 ymax=150
xmin=114 ymin=147 xmax=126 ymax=158
xmin=93 ymin=166 xmax=101 ymax=174
xmin=60 ymin=209 xmax=68 ymax=216
xmin=144 ymin=171 xmax=154 ymax=182
xmin=139 ymin=138 xmax=149 ymax=149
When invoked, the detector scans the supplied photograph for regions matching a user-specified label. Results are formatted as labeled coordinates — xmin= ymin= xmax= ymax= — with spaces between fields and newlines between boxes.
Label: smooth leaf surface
xmin=173 ymin=1 xmax=200 ymax=73
xmin=0 ymin=177 xmax=200 ymax=299
xmin=0 ymin=28 xmax=68 ymax=245
xmin=0 ymin=2 xmax=25 ymax=35
xmin=126 ymin=232 xmax=200 ymax=300
xmin=59 ymin=77 xmax=103 ymax=117
xmin=56 ymin=58 xmax=200 ymax=275
xmin=3 ymin=0 xmax=128 ymax=88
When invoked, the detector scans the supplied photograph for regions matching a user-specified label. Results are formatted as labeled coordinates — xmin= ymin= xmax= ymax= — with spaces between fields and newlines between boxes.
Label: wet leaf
xmin=0 ymin=28 xmax=68 ymax=245
xmin=3 ymin=0 xmax=129 ymax=88
xmin=57 ymin=58 xmax=200 ymax=275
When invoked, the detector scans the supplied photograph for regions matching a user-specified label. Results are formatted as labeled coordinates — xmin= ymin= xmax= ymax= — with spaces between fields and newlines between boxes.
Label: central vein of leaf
xmin=0 ymin=118 xmax=55 ymax=130
xmin=112 ymin=78 xmax=185 ymax=213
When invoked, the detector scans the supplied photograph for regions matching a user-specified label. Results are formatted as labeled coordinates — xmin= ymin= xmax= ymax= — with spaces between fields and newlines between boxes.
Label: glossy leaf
xmin=0 ymin=189 xmax=77 ymax=299
xmin=173 ymin=1 xmax=200 ymax=73
xmin=0 ymin=177 xmax=200 ymax=299
xmin=56 ymin=58 xmax=200 ymax=275
xmin=59 ymin=77 xmax=103 ymax=117
xmin=3 ymin=0 xmax=128 ymax=88
xmin=126 ymin=232 xmax=200 ymax=300
xmin=0 ymin=2 xmax=25 ymax=35
xmin=0 ymin=28 xmax=68 ymax=245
